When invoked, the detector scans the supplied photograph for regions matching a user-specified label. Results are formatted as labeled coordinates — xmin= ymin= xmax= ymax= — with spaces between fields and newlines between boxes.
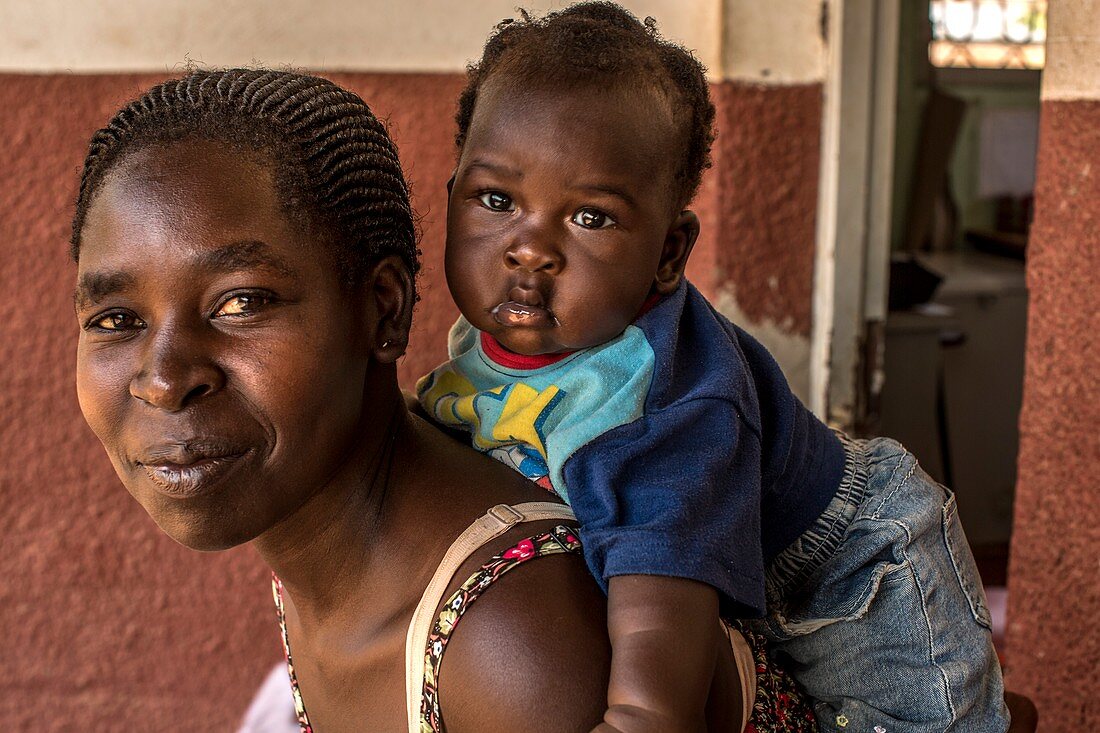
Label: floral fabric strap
xmin=272 ymin=575 xmax=314 ymax=733
xmin=420 ymin=524 xmax=581 ymax=732
xmin=403 ymin=501 xmax=577 ymax=730
xmin=271 ymin=523 xmax=580 ymax=733
xmin=272 ymin=501 xmax=577 ymax=733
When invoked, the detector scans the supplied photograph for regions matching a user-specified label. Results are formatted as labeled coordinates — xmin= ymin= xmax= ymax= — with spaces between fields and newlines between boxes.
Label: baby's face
xmin=446 ymin=80 xmax=692 ymax=355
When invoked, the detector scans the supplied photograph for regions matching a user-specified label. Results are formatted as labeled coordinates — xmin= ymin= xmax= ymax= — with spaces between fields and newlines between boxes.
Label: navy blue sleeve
xmin=562 ymin=397 xmax=765 ymax=618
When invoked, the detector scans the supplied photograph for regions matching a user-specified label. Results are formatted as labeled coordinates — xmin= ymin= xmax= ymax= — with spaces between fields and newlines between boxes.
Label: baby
xmin=418 ymin=3 xmax=1009 ymax=731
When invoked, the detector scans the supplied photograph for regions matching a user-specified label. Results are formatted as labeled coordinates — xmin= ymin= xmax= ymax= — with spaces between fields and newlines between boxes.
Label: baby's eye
xmin=214 ymin=293 xmax=272 ymax=318
xmin=572 ymin=208 xmax=615 ymax=230
xmin=87 ymin=311 xmax=145 ymax=332
xmin=477 ymin=191 xmax=514 ymax=212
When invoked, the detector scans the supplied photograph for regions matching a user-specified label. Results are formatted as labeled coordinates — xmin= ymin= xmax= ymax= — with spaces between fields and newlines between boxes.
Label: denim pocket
xmin=769 ymin=534 xmax=910 ymax=638
xmin=941 ymin=490 xmax=993 ymax=629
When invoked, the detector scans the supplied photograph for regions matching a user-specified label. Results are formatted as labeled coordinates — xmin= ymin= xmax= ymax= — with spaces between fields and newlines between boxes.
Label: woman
xmin=72 ymin=69 xmax=809 ymax=731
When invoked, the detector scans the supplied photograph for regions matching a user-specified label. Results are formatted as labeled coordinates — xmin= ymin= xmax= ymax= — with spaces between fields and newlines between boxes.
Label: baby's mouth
xmin=491 ymin=300 xmax=557 ymax=328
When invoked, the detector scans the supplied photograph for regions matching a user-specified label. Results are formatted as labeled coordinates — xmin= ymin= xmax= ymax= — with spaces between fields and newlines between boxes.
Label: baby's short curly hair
xmin=455 ymin=1 xmax=716 ymax=208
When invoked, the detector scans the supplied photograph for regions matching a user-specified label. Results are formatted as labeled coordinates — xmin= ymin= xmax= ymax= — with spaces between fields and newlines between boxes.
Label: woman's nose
xmin=504 ymin=238 xmax=563 ymax=274
xmin=129 ymin=327 xmax=226 ymax=412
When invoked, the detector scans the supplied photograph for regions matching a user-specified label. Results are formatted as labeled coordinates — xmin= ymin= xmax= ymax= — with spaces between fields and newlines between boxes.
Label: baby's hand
xmin=592 ymin=706 xmax=701 ymax=733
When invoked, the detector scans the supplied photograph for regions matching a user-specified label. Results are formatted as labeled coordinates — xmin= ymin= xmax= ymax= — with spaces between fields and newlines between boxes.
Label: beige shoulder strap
xmin=404 ymin=501 xmax=577 ymax=733
xmin=728 ymin=625 xmax=757 ymax=732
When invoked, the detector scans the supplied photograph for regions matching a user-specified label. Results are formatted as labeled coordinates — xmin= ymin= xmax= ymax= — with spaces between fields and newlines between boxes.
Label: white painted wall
xmin=0 ymin=0 xmax=718 ymax=73
xmin=1042 ymin=0 xmax=1100 ymax=100
xmin=721 ymin=0 xmax=825 ymax=84
xmin=0 ymin=0 xmax=825 ymax=83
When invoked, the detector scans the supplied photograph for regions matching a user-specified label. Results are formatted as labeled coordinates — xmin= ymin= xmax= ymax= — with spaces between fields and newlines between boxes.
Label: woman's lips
xmin=136 ymin=445 xmax=251 ymax=498
xmin=491 ymin=301 xmax=557 ymax=328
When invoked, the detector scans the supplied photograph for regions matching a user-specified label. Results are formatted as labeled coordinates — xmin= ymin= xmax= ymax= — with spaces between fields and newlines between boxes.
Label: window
xmin=929 ymin=0 xmax=1046 ymax=69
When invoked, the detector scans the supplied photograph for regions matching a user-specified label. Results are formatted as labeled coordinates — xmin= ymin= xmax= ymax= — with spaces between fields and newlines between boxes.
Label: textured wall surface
xmin=0 ymin=71 xmax=820 ymax=730
xmin=703 ymin=82 xmax=823 ymax=399
xmin=1005 ymin=100 xmax=1100 ymax=729
xmin=708 ymin=82 xmax=822 ymax=337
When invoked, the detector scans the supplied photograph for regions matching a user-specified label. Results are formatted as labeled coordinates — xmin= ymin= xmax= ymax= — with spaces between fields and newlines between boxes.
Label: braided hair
xmin=456 ymin=1 xmax=716 ymax=208
xmin=71 ymin=69 xmax=419 ymax=288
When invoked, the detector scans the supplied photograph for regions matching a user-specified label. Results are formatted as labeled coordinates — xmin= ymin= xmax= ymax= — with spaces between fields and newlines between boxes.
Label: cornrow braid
xmin=456 ymin=1 xmax=715 ymax=208
xmin=72 ymin=68 xmax=419 ymax=289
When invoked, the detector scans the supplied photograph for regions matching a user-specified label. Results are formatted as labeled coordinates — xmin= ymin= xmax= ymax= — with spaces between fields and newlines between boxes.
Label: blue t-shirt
xmin=417 ymin=281 xmax=845 ymax=617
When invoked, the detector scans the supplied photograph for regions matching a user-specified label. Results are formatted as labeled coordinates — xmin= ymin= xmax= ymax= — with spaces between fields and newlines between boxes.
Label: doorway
xmin=864 ymin=0 xmax=1042 ymax=654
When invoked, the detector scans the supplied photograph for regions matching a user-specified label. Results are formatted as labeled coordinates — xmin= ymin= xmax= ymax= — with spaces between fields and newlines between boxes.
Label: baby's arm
xmin=593 ymin=574 xmax=719 ymax=733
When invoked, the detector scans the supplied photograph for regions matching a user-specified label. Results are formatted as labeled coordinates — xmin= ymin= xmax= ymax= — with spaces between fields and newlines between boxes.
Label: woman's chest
xmin=291 ymin=647 xmax=409 ymax=732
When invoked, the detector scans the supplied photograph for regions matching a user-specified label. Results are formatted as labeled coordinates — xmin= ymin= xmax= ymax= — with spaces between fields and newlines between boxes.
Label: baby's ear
xmin=654 ymin=210 xmax=699 ymax=294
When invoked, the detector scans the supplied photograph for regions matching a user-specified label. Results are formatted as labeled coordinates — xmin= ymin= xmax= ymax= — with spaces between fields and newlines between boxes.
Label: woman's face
xmin=75 ymin=139 xmax=375 ymax=551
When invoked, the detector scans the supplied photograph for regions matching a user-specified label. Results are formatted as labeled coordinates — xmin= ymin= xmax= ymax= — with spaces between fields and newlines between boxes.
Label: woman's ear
xmin=366 ymin=255 xmax=414 ymax=363
xmin=654 ymin=210 xmax=699 ymax=294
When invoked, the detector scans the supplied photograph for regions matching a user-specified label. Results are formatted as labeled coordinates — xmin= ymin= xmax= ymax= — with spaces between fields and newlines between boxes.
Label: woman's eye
xmin=88 ymin=311 xmax=144 ymax=332
xmin=215 ymin=294 xmax=271 ymax=318
xmin=477 ymin=192 xmax=514 ymax=212
xmin=572 ymin=208 xmax=615 ymax=230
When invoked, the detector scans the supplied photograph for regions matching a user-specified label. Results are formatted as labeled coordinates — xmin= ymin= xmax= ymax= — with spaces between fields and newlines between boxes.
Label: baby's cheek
xmin=580 ymin=290 xmax=640 ymax=339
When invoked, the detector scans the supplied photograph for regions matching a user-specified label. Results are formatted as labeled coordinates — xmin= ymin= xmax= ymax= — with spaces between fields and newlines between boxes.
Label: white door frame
xmin=810 ymin=0 xmax=900 ymax=428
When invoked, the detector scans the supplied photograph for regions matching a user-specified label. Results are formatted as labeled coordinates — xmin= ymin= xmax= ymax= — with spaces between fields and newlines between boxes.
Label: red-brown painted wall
xmin=0 ymin=72 xmax=820 ymax=730
xmin=706 ymin=82 xmax=822 ymax=337
xmin=1005 ymin=100 xmax=1100 ymax=729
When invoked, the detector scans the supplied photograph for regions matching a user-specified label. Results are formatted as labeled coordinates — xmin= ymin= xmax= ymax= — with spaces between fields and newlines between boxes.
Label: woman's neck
xmin=250 ymin=384 xmax=414 ymax=627
xmin=251 ymin=381 xmax=554 ymax=650
xmin=248 ymin=401 xmax=482 ymax=641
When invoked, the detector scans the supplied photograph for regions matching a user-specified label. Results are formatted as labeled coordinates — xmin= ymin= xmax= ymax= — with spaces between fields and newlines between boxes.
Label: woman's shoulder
xmin=399 ymin=419 xmax=612 ymax=730
xmin=406 ymin=411 xmax=557 ymax=500
xmin=428 ymin=521 xmax=611 ymax=733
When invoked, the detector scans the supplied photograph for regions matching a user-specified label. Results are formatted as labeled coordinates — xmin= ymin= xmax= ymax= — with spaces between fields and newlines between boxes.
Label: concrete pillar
xmin=1004 ymin=2 xmax=1100 ymax=728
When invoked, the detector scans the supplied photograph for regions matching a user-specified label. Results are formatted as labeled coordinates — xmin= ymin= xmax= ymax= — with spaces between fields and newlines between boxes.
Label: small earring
xmin=382 ymin=339 xmax=393 ymax=349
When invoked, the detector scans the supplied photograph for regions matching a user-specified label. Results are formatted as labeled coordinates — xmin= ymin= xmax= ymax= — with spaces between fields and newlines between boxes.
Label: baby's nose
xmin=503 ymin=240 xmax=563 ymax=274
